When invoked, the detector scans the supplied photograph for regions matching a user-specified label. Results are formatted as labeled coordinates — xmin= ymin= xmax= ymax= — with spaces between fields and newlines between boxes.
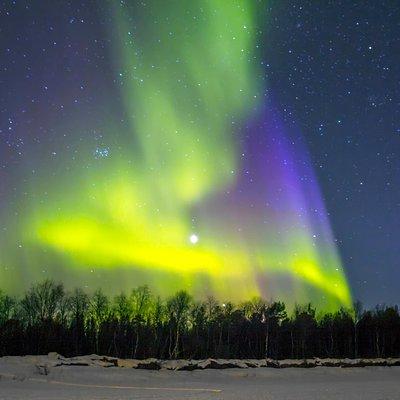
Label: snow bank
xmin=2 ymin=353 xmax=399 ymax=373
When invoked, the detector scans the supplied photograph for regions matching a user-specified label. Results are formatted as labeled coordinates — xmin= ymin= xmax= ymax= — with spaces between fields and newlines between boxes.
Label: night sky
xmin=0 ymin=1 xmax=399 ymax=308
xmin=265 ymin=1 xmax=400 ymax=307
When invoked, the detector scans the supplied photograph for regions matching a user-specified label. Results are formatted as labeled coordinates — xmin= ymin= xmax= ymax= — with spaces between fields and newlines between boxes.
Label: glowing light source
xmin=189 ymin=234 xmax=199 ymax=245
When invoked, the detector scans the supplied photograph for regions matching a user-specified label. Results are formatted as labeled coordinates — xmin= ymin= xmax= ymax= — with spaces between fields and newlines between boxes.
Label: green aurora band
xmin=0 ymin=1 xmax=351 ymax=311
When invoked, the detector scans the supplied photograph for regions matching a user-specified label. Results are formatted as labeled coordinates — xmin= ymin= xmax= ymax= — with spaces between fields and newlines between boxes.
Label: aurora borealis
xmin=1 ymin=0 xmax=377 ymax=311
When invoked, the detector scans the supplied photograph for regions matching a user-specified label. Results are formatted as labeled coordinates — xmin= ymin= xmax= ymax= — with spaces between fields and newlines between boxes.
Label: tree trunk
xmin=133 ymin=328 xmax=140 ymax=359
xmin=265 ymin=321 xmax=270 ymax=359
xmin=354 ymin=323 xmax=358 ymax=358
xmin=290 ymin=330 xmax=294 ymax=359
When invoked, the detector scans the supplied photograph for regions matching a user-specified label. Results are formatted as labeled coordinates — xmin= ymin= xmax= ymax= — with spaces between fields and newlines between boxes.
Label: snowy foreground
xmin=1 ymin=354 xmax=400 ymax=399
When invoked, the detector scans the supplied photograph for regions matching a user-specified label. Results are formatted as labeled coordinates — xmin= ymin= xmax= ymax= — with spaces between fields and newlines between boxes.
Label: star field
xmin=0 ymin=0 xmax=399 ymax=307
xmin=263 ymin=1 xmax=400 ymax=306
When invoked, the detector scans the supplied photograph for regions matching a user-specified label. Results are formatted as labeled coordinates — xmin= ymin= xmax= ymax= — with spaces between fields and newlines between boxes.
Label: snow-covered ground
xmin=1 ymin=355 xmax=399 ymax=399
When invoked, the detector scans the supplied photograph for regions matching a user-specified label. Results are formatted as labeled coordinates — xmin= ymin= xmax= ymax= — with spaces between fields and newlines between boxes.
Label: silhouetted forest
xmin=0 ymin=280 xmax=399 ymax=359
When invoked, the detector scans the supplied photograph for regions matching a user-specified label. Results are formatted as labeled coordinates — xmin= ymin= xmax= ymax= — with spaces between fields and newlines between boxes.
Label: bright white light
xmin=189 ymin=234 xmax=199 ymax=244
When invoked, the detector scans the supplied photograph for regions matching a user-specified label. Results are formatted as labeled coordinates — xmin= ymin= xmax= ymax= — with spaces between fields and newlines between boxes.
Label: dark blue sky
xmin=265 ymin=1 xmax=400 ymax=306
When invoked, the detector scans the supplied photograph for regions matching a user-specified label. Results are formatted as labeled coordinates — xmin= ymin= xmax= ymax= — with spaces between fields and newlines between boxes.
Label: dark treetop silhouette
xmin=0 ymin=280 xmax=399 ymax=360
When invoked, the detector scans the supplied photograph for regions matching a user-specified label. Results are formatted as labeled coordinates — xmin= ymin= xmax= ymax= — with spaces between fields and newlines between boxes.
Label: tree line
xmin=0 ymin=280 xmax=399 ymax=360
